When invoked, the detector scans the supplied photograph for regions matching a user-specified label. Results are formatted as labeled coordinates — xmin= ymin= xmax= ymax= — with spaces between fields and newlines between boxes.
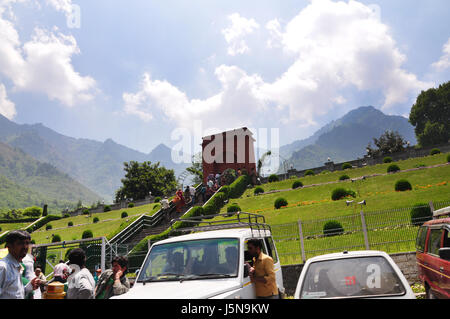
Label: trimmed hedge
xmin=274 ymin=198 xmax=288 ymax=209
xmin=154 ymin=197 xmax=161 ymax=203
xmin=25 ymin=215 xmax=62 ymax=233
xmin=227 ymin=204 xmax=241 ymax=216
xmin=121 ymin=212 xmax=128 ymax=218
xmin=292 ymin=180 xmax=303 ymax=189
xmin=268 ymin=174 xmax=279 ymax=183
xmin=395 ymin=179 xmax=412 ymax=192
xmin=203 ymin=192 xmax=227 ymax=217
xmin=410 ymin=203 xmax=432 ymax=226
xmin=68 ymin=221 xmax=73 ymax=227
xmin=46 ymin=224 xmax=52 ymax=230
xmin=52 ymin=234 xmax=61 ymax=243
xmin=323 ymin=221 xmax=344 ymax=237
xmin=254 ymin=187 xmax=264 ymax=195
xmin=82 ymin=230 xmax=93 ymax=239
xmin=103 ymin=205 xmax=111 ymax=212
xmin=339 ymin=175 xmax=350 ymax=181
xmin=218 ymin=185 xmax=230 ymax=197
xmin=387 ymin=164 xmax=400 ymax=173
xmin=430 ymin=148 xmax=441 ymax=155
xmin=0 ymin=218 xmax=38 ymax=224
xmin=93 ymin=217 xmax=99 ymax=223
xmin=331 ymin=188 xmax=356 ymax=201
xmin=342 ymin=163 xmax=352 ymax=170
xmin=304 ymin=170 xmax=315 ymax=176
xmin=228 ymin=175 xmax=251 ymax=199
xmin=128 ymin=203 xmax=135 ymax=208
xmin=383 ymin=157 xmax=393 ymax=163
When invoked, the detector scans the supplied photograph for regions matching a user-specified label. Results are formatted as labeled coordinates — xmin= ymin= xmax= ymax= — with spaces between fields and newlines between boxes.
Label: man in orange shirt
xmin=247 ymin=239 xmax=279 ymax=299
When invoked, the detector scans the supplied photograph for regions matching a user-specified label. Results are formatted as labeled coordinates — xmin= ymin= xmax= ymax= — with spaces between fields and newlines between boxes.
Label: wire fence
xmin=271 ymin=200 xmax=450 ymax=265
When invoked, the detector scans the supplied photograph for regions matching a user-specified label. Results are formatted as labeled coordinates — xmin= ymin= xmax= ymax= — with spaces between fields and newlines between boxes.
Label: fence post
xmin=429 ymin=201 xmax=435 ymax=219
xmin=101 ymin=237 xmax=106 ymax=271
xmin=298 ymin=220 xmax=306 ymax=263
xmin=360 ymin=211 xmax=370 ymax=250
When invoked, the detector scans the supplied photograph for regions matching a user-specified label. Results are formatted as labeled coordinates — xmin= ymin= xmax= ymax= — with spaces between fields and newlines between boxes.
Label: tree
xmin=115 ymin=161 xmax=177 ymax=202
xmin=366 ymin=130 xmax=408 ymax=157
xmin=186 ymin=153 xmax=203 ymax=185
xmin=409 ymin=81 xmax=450 ymax=147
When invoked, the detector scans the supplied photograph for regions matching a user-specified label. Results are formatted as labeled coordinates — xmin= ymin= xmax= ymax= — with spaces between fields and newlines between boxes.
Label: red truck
xmin=415 ymin=206 xmax=450 ymax=299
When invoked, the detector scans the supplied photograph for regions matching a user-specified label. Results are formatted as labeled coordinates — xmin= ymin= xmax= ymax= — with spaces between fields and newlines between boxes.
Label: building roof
xmin=202 ymin=127 xmax=254 ymax=141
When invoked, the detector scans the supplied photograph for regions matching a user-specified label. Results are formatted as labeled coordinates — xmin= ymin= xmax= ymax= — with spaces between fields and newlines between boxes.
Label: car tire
xmin=425 ymin=285 xmax=437 ymax=299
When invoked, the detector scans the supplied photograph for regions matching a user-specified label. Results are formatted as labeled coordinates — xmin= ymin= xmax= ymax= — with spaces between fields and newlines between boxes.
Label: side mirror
xmin=243 ymin=264 xmax=249 ymax=278
xmin=438 ymin=248 xmax=450 ymax=261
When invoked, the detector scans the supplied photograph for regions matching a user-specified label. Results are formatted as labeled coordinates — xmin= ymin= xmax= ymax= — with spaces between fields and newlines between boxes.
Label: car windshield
xmin=137 ymin=238 xmax=239 ymax=282
xmin=300 ymin=256 xmax=406 ymax=299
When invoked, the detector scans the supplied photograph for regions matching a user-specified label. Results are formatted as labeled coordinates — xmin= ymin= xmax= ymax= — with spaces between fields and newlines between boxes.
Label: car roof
xmin=305 ymin=250 xmax=390 ymax=263
xmin=154 ymin=228 xmax=271 ymax=245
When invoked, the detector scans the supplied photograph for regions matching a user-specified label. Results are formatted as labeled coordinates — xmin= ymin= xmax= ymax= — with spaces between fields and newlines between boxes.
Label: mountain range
xmin=277 ymin=106 xmax=417 ymax=171
xmin=0 ymin=114 xmax=189 ymax=204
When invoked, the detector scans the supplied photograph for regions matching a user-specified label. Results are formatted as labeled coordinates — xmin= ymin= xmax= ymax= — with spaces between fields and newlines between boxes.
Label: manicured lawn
xmin=0 ymin=222 xmax=30 ymax=232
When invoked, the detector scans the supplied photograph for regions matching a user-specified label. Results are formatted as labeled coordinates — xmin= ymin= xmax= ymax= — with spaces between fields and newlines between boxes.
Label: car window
xmin=300 ymin=256 xmax=406 ymax=299
xmin=416 ymin=226 xmax=428 ymax=252
xmin=265 ymin=237 xmax=279 ymax=264
xmin=443 ymin=229 xmax=450 ymax=248
xmin=427 ymin=229 xmax=443 ymax=256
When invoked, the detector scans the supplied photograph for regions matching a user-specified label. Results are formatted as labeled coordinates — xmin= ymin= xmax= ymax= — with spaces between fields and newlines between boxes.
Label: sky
xmin=0 ymin=0 xmax=449 ymax=156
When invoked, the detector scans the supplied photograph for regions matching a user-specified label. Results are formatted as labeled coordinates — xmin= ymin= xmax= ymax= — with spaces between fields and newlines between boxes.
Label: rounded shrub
xmin=387 ymin=164 xmax=400 ymax=173
xmin=304 ymin=170 xmax=315 ymax=177
xmin=82 ymin=229 xmax=93 ymax=239
xmin=63 ymin=213 xmax=70 ymax=218
xmin=395 ymin=179 xmax=412 ymax=192
xmin=93 ymin=217 xmax=99 ymax=223
xmin=430 ymin=148 xmax=441 ymax=155
xmin=82 ymin=209 xmax=90 ymax=215
xmin=68 ymin=221 xmax=73 ymax=227
xmin=383 ymin=157 xmax=393 ymax=163
xmin=268 ymin=174 xmax=279 ymax=183
xmin=331 ymin=188 xmax=356 ymax=201
xmin=323 ymin=221 xmax=344 ymax=237
xmin=274 ymin=197 xmax=288 ymax=209
xmin=342 ymin=163 xmax=352 ymax=170
xmin=46 ymin=224 xmax=52 ymax=230
xmin=227 ymin=204 xmax=241 ymax=216
xmin=410 ymin=203 xmax=432 ymax=226
xmin=52 ymin=234 xmax=61 ymax=243
xmin=121 ymin=211 xmax=128 ymax=218
xmin=292 ymin=180 xmax=303 ymax=189
xmin=254 ymin=187 xmax=264 ymax=195
xmin=128 ymin=203 xmax=135 ymax=208
xmin=103 ymin=205 xmax=111 ymax=212
xmin=154 ymin=197 xmax=162 ymax=203
xmin=339 ymin=175 xmax=350 ymax=181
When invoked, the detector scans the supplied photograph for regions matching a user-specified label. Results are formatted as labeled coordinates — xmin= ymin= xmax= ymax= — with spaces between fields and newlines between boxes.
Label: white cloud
xmin=124 ymin=0 xmax=432 ymax=131
xmin=0 ymin=5 xmax=96 ymax=106
xmin=0 ymin=83 xmax=16 ymax=119
xmin=432 ymin=37 xmax=450 ymax=71
xmin=222 ymin=13 xmax=259 ymax=56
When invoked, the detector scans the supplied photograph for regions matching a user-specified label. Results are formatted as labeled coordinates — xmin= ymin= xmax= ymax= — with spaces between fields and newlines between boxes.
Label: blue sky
xmin=0 ymin=0 xmax=449 ymax=155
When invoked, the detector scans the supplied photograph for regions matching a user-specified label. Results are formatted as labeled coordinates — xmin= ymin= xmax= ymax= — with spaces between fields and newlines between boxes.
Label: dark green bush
xmin=268 ymin=174 xmax=279 ymax=183
xmin=274 ymin=198 xmax=288 ymax=209
xmin=46 ymin=224 xmax=52 ymax=230
xmin=227 ymin=204 xmax=241 ymax=216
xmin=103 ymin=205 xmax=111 ymax=212
xmin=430 ymin=148 xmax=441 ymax=155
xmin=128 ymin=203 xmax=135 ymax=208
xmin=154 ymin=197 xmax=162 ymax=203
xmin=121 ymin=211 xmax=128 ymax=218
xmin=383 ymin=157 xmax=393 ymax=163
xmin=342 ymin=163 xmax=352 ymax=170
xmin=323 ymin=221 xmax=344 ymax=237
xmin=63 ymin=213 xmax=70 ymax=218
xmin=153 ymin=204 xmax=159 ymax=209
xmin=292 ymin=180 xmax=303 ymax=189
xmin=387 ymin=164 xmax=400 ymax=173
xmin=24 ymin=215 xmax=61 ymax=233
xmin=395 ymin=179 xmax=412 ymax=192
xmin=228 ymin=175 xmax=250 ymax=199
xmin=68 ymin=221 xmax=73 ymax=227
xmin=93 ymin=217 xmax=99 ymax=223
xmin=52 ymin=234 xmax=61 ymax=243
xmin=447 ymin=153 xmax=450 ymax=162
xmin=23 ymin=206 xmax=42 ymax=217
xmin=82 ymin=230 xmax=93 ymax=239
xmin=203 ymin=192 xmax=227 ymax=217
xmin=331 ymin=188 xmax=356 ymax=201
xmin=304 ymin=170 xmax=315 ymax=176
xmin=414 ymin=163 xmax=426 ymax=168
xmin=339 ymin=175 xmax=350 ymax=181
xmin=218 ymin=185 xmax=230 ymax=197
xmin=410 ymin=203 xmax=432 ymax=226
xmin=254 ymin=187 xmax=264 ymax=195
xmin=82 ymin=209 xmax=90 ymax=215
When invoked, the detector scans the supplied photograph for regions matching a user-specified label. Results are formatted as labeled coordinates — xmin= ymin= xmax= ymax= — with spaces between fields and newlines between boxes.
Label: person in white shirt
xmin=189 ymin=185 xmax=196 ymax=204
xmin=0 ymin=230 xmax=40 ymax=299
xmin=66 ymin=248 xmax=95 ymax=299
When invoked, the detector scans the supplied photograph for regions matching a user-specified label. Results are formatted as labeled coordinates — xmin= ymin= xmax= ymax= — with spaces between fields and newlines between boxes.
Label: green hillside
xmin=0 ymin=142 xmax=102 ymax=212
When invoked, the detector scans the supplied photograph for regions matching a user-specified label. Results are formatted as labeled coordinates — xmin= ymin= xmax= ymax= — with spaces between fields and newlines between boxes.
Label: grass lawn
xmin=30 ymin=203 xmax=161 ymax=244
xmin=0 ymin=222 xmax=31 ymax=233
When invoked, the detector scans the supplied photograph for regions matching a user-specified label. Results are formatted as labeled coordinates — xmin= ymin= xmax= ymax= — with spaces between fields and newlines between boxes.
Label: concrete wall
xmin=281 ymin=251 xmax=419 ymax=296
